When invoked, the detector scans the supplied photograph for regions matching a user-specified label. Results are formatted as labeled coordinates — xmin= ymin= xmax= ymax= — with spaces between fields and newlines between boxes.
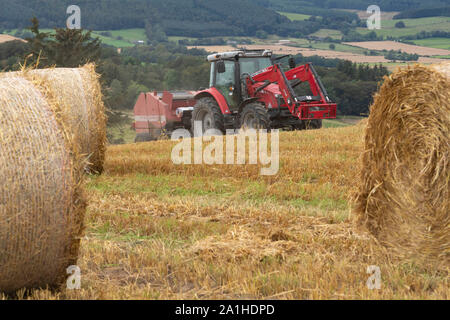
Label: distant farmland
xmin=339 ymin=9 xmax=399 ymax=21
xmin=188 ymin=44 xmax=390 ymax=63
xmin=357 ymin=16 xmax=450 ymax=38
xmin=278 ymin=11 xmax=311 ymax=21
xmin=0 ymin=34 xmax=25 ymax=44
xmin=345 ymin=41 xmax=450 ymax=57
xmin=187 ymin=44 xmax=447 ymax=65
xmin=412 ymin=38 xmax=450 ymax=50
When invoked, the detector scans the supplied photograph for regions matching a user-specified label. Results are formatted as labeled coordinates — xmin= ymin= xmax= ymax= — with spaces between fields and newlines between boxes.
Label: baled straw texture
xmin=355 ymin=62 xmax=449 ymax=266
xmin=1 ymin=64 xmax=107 ymax=174
xmin=0 ymin=77 xmax=86 ymax=294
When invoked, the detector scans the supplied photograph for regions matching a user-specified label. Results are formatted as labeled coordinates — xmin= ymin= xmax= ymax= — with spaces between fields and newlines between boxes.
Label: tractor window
xmin=239 ymin=57 xmax=272 ymax=76
xmin=215 ymin=61 xmax=235 ymax=87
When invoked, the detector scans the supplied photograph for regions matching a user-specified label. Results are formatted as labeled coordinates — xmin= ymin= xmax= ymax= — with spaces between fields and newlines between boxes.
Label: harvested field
xmin=345 ymin=41 xmax=450 ymax=57
xmin=0 ymin=34 xmax=25 ymax=44
xmin=339 ymin=9 xmax=399 ymax=21
xmin=189 ymin=44 xmax=447 ymax=64
xmin=4 ymin=124 xmax=448 ymax=299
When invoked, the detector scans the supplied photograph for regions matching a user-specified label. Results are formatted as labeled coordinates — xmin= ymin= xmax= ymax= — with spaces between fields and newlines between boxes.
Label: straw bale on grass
xmin=356 ymin=63 xmax=449 ymax=265
xmin=0 ymin=77 xmax=86 ymax=294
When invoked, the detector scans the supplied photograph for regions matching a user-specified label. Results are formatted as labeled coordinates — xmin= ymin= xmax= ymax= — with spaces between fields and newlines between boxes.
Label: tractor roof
xmin=207 ymin=49 xmax=272 ymax=62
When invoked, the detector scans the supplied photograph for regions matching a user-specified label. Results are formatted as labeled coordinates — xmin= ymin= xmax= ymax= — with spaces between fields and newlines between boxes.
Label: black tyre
xmin=304 ymin=119 xmax=322 ymax=130
xmin=135 ymin=132 xmax=156 ymax=143
xmin=191 ymin=97 xmax=225 ymax=136
xmin=292 ymin=119 xmax=305 ymax=131
xmin=240 ymin=103 xmax=271 ymax=130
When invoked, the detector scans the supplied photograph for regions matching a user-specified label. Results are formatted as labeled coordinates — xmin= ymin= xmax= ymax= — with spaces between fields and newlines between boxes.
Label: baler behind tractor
xmin=133 ymin=49 xmax=337 ymax=141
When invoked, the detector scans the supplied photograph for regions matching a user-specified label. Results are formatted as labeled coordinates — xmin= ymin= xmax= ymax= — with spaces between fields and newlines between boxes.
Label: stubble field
xmin=4 ymin=124 xmax=448 ymax=300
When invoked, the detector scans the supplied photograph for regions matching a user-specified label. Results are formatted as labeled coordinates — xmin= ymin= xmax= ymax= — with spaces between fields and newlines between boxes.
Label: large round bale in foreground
xmin=30 ymin=64 xmax=107 ymax=174
xmin=356 ymin=62 xmax=449 ymax=265
xmin=1 ymin=64 xmax=107 ymax=174
xmin=0 ymin=77 xmax=86 ymax=294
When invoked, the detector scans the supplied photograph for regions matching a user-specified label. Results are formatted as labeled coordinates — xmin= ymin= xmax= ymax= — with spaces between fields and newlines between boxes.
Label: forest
xmin=0 ymin=0 xmax=316 ymax=37
xmin=2 ymin=0 xmax=449 ymax=40
xmin=393 ymin=7 xmax=450 ymax=19
xmin=259 ymin=0 xmax=450 ymax=12
xmin=0 ymin=0 xmax=358 ymax=37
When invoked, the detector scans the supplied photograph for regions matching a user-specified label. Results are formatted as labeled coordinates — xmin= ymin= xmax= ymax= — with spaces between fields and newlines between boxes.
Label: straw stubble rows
xmin=10 ymin=125 xmax=447 ymax=299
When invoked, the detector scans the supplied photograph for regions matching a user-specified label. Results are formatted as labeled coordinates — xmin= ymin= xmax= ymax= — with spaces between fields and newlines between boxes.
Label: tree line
xmin=0 ymin=0 xmax=344 ymax=38
xmin=394 ymin=6 xmax=450 ymax=19
xmin=258 ymin=0 xmax=449 ymax=12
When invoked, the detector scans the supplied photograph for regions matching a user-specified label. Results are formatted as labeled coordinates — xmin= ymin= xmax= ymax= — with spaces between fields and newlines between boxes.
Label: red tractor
xmin=133 ymin=49 xmax=336 ymax=141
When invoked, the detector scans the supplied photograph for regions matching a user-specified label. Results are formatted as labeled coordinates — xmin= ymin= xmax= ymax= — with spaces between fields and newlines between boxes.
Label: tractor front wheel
xmin=135 ymin=132 xmax=154 ymax=143
xmin=240 ymin=103 xmax=271 ymax=130
xmin=191 ymin=97 xmax=225 ymax=136
xmin=304 ymin=119 xmax=322 ymax=129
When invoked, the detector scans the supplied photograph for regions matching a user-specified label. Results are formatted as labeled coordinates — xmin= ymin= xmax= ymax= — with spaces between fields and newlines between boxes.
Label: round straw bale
xmin=355 ymin=62 xmax=449 ymax=265
xmin=29 ymin=64 xmax=107 ymax=174
xmin=0 ymin=77 xmax=86 ymax=294
xmin=1 ymin=64 xmax=107 ymax=174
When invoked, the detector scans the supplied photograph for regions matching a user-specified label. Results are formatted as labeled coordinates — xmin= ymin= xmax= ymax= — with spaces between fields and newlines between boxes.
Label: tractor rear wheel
xmin=191 ymin=97 xmax=225 ymax=136
xmin=240 ymin=103 xmax=271 ymax=130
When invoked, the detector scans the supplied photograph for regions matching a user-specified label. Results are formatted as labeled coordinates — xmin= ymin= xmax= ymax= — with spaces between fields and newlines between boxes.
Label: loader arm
xmin=248 ymin=63 xmax=336 ymax=120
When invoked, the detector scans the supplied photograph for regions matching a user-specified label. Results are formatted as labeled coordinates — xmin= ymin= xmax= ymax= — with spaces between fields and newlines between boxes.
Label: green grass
xmin=310 ymin=29 xmax=343 ymax=40
xmin=412 ymin=38 xmax=450 ymax=50
xmin=357 ymin=16 xmax=450 ymax=38
xmin=91 ymin=28 xmax=146 ymax=47
xmin=168 ymin=36 xmax=197 ymax=42
xmin=88 ymin=173 xmax=350 ymax=219
xmin=104 ymin=29 xmax=146 ymax=42
xmin=108 ymin=122 xmax=136 ymax=144
xmin=92 ymin=34 xmax=135 ymax=47
xmin=323 ymin=120 xmax=349 ymax=128
xmin=278 ymin=11 xmax=311 ymax=21
xmin=6 ymin=28 xmax=54 ymax=35
xmin=89 ymin=174 xmax=239 ymax=197
xmin=323 ymin=116 xmax=365 ymax=129
xmin=107 ymin=110 xmax=136 ymax=144
xmin=5 ymin=27 xmax=143 ymax=47
xmin=311 ymin=42 xmax=369 ymax=54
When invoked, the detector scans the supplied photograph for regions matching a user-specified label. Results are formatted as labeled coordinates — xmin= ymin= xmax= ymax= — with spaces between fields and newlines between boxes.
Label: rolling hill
xmin=0 ymin=0 xmax=291 ymax=37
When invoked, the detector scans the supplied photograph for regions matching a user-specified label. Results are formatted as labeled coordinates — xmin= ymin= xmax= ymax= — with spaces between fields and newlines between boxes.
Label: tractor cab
xmin=207 ymin=49 xmax=273 ymax=112
xmin=186 ymin=48 xmax=336 ymax=134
